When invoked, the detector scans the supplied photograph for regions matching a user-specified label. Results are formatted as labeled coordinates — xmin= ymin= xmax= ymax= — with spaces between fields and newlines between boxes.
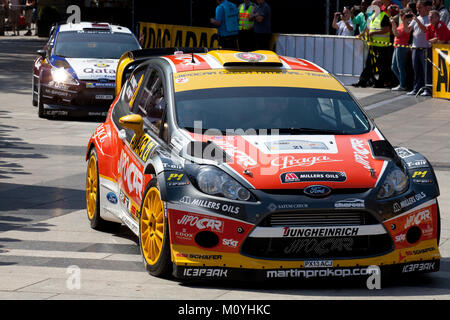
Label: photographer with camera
xmin=332 ymin=6 xmax=354 ymax=36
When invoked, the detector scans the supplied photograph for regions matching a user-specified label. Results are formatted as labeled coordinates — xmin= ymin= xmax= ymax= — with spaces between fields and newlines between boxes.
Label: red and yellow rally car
xmin=86 ymin=48 xmax=441 ymax=281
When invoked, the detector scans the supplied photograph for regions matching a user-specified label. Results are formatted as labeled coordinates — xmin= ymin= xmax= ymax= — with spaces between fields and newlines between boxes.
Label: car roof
xmin=58 ymin=22 xmax=133 ymax=34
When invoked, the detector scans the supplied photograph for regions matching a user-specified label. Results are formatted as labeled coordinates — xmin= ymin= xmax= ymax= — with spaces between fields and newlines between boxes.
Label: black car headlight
xmin=377 ymin=166 xmax=409 ymax=199
xmin=189 ymin=165 xmax=252 ymax=201
xmin=51 ymin=67 xmax=79 ymax=85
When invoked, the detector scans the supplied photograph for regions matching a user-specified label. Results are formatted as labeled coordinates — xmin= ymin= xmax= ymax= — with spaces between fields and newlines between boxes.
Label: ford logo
xmin=304 ymin=185 xmax=332 ymax=197
xmin=106 ymin=192 xmax=118 ymax=204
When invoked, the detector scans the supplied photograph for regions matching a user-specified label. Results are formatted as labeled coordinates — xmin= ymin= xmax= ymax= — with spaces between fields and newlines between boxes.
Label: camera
xmin=405 ymin=13 xmax=413 ymax=18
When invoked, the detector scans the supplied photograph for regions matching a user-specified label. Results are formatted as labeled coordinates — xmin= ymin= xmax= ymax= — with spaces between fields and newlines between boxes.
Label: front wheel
xmin=139 ymin=180 xmax=171 ymax=277
xmin=86 ymin=148 xmax=106 ymax=230
xmin=37 ymin=83 xmax=45 ymax=118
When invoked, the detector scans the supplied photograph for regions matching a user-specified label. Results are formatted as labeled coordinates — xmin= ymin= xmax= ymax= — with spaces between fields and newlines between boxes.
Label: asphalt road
xmin=0 ymin=37 xmax=449 ymax=300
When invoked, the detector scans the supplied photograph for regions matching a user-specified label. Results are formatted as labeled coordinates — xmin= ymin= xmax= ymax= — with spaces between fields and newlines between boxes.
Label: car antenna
xmin=191 ymin=52 xmax=195 ymax=64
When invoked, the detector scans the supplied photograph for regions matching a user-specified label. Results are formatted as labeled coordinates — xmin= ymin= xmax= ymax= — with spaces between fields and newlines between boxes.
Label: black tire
xmin=86 ymin=148 xmax=106 ymax=230
xmin=37 ymin=83 xmax=45 ymax=118
xmin=139 ymin=179 xmax=171 ymax=277
xmin=32 ymin=75 xmax=38 ymax=107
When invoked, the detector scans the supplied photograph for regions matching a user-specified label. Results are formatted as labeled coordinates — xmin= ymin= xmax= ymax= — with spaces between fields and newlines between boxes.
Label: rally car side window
xmin=132 ymin=68 xmax=167 ymax=137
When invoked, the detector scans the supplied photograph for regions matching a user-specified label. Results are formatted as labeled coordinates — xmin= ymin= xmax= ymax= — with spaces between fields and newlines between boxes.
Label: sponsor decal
xmin=304 ymin=185 xmax=331 ymax=197
xmin=271 ymin=155 xmax=342 ymax=170
xmin=130 ymin=134 xmax=156 ymax=162
xmin=265 ymin=139 xmax=328 ymax=152
xmin=412 ymin=170 xmax=428 ymax=178
xmin=118 ymin=150 xmax=144 ymax=200
xmin=88 ymin=112 xmax=108 ymax=116
xmin=83 ymin=67 xmax=115 ymax=75
xmin=266 ymin=267 xmax=373 ymax=278
xmin=411 ymin=170 xmax=432 ymax=184
xmin=234 ymin=52 xmax=266 ymax=62
xmin=93 ymin=124 xmax=108 ymax=155
xmin=179 ymin=196 xmax=241 ymax=215
xmin=163 ymin=162 xmax=183 ymax=170
xmin=422 ymin=224 xmax=434 ymax=237
xmin=283 ymin=226 xmax=359 ymax=238
xmin=395 ymin=147 xmax=415 ymax=159
xmin=175 ymin=77 xmax=188 ymax=84
xmin=182 ymin=268 xmax=228 ymax=278
xmin=395 ymin=233 xmax=406 ymax=243
xmin=351 ymin=138 xmax=372 ymax=170
xmin=222 ymin=238 xmax=239 ymax=248
xmin=106 ymin=192 xmax=118 ymax=204
xmin=393 ymin=192 xmax=427 ymax=213
xmin=406 ymin=159 xmax=427 ymax=169
xmin=402 ymin=262 xmax=437 ymax=273
xmin=175 ymin=229 xmax=194 ymax=241
xmin=176 ymin=253 xmax=222 ymax=260
xmin=176 ymin=214 xmax=224 ymax=233
xmin=212 ymin=140 xmax=257 ymax=167
xmin=272 ymin=203 xmax=308 ymax=210
xmin=119 ymin=190 xmax=130 ymax=208
xmin=399 ymin=247 xmax=436 ymax=261
xmin=167 ymin=173 xmax=184 ymax=181
xmin=404 ymin=209 xmax=432 ymax=229
xmin=94 ymin=63 xmax=110 ymax=68
xmin=283 ymin=237 xmax=354 ymax=256
xmin=281 ymin=171 xmax=346 ymax=183
xmin=334 ymin=198 xmax=365 ymax=208
xmin=304 ymin=260 xmax=333 ymax=268
xmin=86 ymin=82 xmax=115 ymax=88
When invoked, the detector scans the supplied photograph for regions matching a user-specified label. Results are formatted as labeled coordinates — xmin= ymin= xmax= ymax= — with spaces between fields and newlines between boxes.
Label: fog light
xmin=195 ymin=231 xmax=219 ymax=248
xmin=406 ymin=226 xmax=422 ymax=244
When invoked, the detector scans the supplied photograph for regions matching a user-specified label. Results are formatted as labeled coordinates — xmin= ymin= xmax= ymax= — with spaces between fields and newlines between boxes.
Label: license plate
xmin=95 ymin=95 xmax=113 ymax=100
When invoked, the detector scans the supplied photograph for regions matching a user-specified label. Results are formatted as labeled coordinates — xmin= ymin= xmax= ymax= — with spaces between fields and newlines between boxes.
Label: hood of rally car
xmin=64 ymin=58 xmax=118 ymax=81
xmin=186 ymin=131 xmax=387 ymax=190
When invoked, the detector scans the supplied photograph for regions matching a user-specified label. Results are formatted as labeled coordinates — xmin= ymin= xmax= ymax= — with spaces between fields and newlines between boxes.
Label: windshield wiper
xmin=272 ymin=128 xmax=346 ymax=135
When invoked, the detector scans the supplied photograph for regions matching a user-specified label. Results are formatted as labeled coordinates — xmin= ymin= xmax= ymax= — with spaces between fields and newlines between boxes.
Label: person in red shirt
xmin=426 ymin=10 xmax=450 ymax=43
xmin=390 ymin=8 xmax=414 ymax=91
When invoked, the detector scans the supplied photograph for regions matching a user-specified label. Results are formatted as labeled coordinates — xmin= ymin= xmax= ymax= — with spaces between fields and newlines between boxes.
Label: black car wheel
xmin=37 ymin=83 xmax=46 ymax=118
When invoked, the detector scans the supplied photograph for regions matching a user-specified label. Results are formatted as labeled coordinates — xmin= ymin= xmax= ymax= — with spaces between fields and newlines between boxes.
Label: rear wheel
xmin=139 ymin=180 xmax=171 ymax=277
xmin=86 ymin=148 xmax=106 ymax=229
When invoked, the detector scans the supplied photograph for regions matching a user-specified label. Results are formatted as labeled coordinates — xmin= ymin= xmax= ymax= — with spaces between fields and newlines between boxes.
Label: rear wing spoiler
xmin=115 ymin=47 xmax=211 ymax=96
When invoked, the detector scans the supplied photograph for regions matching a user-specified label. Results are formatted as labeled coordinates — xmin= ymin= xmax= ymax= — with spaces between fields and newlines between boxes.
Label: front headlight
xmin=377 ymin=166 xmax=409 ymax=199
xmin=51 ymin=67 xmax=79 ymax=85
xmin=196 ymin=166 xmax=251 ymax=201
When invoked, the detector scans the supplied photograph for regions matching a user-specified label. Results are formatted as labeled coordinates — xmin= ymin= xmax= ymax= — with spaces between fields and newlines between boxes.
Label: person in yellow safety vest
xmin=238 ymin=0 xmax=256 ymax=51
xmin=356 ymin=0 xmax=393 ymax=88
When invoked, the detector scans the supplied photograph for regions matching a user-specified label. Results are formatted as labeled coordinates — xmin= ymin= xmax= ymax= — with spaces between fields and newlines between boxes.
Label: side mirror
xmin=119 ymin=114 xmax=144 ymax=138
xmin=37 ymin=49 xmax=46 ymax=59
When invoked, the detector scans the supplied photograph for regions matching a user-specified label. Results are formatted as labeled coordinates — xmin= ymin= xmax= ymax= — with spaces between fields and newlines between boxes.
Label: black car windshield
xmin=54 ymin=31 xmax=140 ymax=59
xmin=175 ymin=87 xmax=371 ymax=135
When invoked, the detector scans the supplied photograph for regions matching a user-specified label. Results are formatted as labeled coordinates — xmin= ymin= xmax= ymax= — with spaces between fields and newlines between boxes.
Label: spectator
xmin=238 ymin=0 xmax=256 ymax=51
xmin=407 ymin=0 xmax=432 ymax=96
xmin=352 ymin=1 xmax=371 ymax=35
xmin=333 ymin=7 xmax=355 ymax=36
xmin=362 ymin=0 xmax=393 ymax=88
xmin=0 ymin=0 xmax=7 ymax=36
xmin=381 ymin=0 xmax=394 ymax=13
xmin=252 ymin=0 xmax=271 ymax=50
xmin=390 ymin=8 xmax=413 ymax=91
xmin=432 ymin=0 xmax=449 ymax=25
xmin=210 ymin=0 xmax=239 ymax=49
xmin=426 ymin=9 xmax=450 ymax=43
xmin=9 ymin=0 xmax=22 ymax=36
xmin=24 ymin=0 xmax=35 ymax=36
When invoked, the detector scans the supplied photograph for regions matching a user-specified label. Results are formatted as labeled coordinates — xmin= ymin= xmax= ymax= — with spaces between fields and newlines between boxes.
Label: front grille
xmin=241 ymin=234 xmax=393 ymax=260
xmin=240 ymin=210 xmax=392 ymax=260
xmin=263 ymin=211 xmax=379 ymax=227
xmin=261 ymin=188 xmax=371 ymax=196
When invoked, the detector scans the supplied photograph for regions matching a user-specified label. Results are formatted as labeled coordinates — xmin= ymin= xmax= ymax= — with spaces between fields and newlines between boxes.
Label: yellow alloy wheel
xmin=140 ymin=187 xmax=165 ymax=265
xmin=86 ymin=154 xmax=98 ymax=220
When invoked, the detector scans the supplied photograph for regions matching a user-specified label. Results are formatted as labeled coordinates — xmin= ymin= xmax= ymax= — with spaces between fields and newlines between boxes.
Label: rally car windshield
xmin=175 ymin=87 xmax=371 ymax=135
xmin=54 ymin=31 xmax=140 ymax=59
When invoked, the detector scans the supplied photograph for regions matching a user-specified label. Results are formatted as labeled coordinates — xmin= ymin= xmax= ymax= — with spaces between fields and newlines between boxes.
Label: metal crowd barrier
xmin=276 ymin=34 xmax=368 ymax=85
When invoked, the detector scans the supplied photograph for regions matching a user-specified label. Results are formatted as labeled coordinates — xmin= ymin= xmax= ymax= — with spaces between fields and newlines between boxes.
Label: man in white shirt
xmin=333 ymin=7 xmax=355 ymax=36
